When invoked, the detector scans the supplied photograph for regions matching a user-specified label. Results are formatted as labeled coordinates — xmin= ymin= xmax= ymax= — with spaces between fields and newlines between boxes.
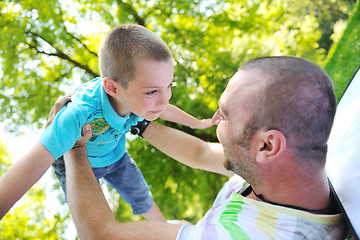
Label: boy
xmin=0 ymin=24 xmax=211 ymax=221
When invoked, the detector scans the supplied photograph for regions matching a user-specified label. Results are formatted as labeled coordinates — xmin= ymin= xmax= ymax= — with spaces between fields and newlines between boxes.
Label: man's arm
xmin=143 ymin=122 xmax=233 ymax=177
xmin=160 ymin=104 xmax=213 ymax=129
xmin=0 ymin=142 xmax=55 ymax=219
xmin=64 ymin=126 xmax=182 ymax=240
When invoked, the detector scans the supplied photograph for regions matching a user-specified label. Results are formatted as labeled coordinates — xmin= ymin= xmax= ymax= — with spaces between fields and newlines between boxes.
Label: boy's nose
xmin=158 ymin=91 xmax=170 ymax=106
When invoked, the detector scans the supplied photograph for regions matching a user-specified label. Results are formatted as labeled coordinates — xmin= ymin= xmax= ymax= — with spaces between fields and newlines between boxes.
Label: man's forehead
xmin=219 ymin=69 xmax=263 ymax=112
xmin=229 ymin=69 xmax=263 ymax=86
xmin=230 ymin=70 xmax=265 ymax=94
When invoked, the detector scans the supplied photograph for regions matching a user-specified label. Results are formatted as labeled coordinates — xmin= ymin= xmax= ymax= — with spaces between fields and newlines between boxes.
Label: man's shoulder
xmin=221 ymin=175 xmax=246 ymax=194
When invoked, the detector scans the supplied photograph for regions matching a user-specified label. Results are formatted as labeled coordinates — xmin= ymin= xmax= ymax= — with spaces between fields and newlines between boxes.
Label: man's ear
xmin=255 ymin=130 xmax=286 ymax=163
xmin=103 ymin=77 xmax=121 ymax=97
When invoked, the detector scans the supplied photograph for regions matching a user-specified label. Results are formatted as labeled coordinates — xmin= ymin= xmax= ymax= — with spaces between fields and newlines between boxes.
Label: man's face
xmin=116 ymin=59 xmax=174 ymax=120
xmin=212 ymin=69 xmax=263 ymax=185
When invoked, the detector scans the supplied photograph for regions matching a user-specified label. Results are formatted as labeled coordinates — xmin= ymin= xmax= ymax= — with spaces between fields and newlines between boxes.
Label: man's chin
xmin=223 ymin=157 xmax=234 ymax=172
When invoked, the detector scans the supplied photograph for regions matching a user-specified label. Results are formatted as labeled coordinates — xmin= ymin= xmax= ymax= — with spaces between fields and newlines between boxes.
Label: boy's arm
xmin=0 ymin=142 xmax=55 ymax=219
xmin=0 ymin=96 xmax=80 ymax=220
xmin=143 ymin=122 xmax=233 ymax=177
xmin=160 ymin=104 xmax=213 ymax=129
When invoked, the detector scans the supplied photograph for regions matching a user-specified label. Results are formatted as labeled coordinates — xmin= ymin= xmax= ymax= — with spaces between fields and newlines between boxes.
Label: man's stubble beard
xmin=223 ymin=126 xmax=261 ymax=186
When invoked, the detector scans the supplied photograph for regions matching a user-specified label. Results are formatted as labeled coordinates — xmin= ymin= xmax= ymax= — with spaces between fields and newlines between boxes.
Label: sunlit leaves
xmin=0 ymin=0 xmax=355 ymax=131
xmin=0 ymin=142 xmax=11 ymax=176
xmin=0 ymin=187 xmax=66 ymax=239
xmin=0 ymin=0 xmax=101 ymax=131
xmin=0 ymin=142 xmax=67 ymax=238
xmin=325 ymin=1 xmax=360 ymax=100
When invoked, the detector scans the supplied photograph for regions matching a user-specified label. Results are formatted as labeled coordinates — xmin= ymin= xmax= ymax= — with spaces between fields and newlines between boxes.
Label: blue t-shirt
xmin=40 ymin=77 xmax=143 ymax=167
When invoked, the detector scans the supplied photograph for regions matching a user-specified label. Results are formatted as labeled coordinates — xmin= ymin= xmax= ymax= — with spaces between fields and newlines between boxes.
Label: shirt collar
xmin=100 ymin=81 xmax=143 ymax=131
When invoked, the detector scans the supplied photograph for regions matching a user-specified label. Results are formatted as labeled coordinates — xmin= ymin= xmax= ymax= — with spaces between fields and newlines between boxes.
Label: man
xmin=60 ymin=56 xmax=344 ymax=239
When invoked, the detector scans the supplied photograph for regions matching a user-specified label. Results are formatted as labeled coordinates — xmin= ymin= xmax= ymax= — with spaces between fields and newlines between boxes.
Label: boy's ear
xmin=103 ymin=77 xmax=120 ymax=96
xmin=254 ymin=130 xmax=286 ymax=163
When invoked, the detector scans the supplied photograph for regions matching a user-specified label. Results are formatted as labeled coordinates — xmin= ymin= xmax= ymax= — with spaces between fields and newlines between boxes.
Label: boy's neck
xmin=107 ymin=93 xmax=131 ymax=117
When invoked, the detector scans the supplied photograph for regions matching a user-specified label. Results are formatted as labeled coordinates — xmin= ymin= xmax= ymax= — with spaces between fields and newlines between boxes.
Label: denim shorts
xmin=52 ymin=151 xmax=153 ymax=215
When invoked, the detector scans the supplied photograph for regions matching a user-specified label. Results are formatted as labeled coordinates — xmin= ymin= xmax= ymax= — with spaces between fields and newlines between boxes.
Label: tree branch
xmin=61 ymin=24 xmax=98 ymax=58
xmin=25 ymin=30 xmax=99 ymax=78
xmin=117 ymin=0 xmax=146 ymax=26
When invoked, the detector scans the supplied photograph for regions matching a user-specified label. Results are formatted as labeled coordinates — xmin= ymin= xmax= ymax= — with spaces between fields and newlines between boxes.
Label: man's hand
xmin=73 ymin=124 xmax=92 ymax=148
xmin=45 ymin=96 xmax=72 ymax=128
xmin=45 ymin=95 xmax=91 ymax=148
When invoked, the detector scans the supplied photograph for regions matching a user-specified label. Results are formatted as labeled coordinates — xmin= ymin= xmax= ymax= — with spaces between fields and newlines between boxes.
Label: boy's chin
xmin=142 ymin=113 xmax=161 ymax=121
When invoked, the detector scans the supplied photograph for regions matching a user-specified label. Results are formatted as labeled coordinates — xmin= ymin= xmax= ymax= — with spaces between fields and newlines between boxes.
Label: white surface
xmin=326 ymin=67 xmax=360 ymax=237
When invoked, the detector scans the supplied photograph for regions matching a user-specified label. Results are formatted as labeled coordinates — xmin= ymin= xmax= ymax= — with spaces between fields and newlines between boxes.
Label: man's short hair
xmin=240 ymin=56 xmax=337 ymax=167
xmin=99 ymin=24 xmax=173 ymax=89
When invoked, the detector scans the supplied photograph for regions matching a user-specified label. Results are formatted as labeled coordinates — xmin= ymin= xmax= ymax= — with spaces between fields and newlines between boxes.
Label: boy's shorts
xmin=52 ymin=151 xmax=153 ymax=215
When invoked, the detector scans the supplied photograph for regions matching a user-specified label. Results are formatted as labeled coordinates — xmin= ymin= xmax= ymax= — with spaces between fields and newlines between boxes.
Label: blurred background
xmin=0 ymin=0 xmax=359 ymax=239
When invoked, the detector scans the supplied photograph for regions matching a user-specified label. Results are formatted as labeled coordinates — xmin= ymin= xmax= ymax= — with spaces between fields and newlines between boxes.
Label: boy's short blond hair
xmin=99 ymin=24 xmax=173 ymax=89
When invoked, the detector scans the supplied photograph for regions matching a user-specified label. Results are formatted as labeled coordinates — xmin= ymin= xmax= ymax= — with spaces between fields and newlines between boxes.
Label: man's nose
xmin=211 ymin=110 xmax=221 ymax=125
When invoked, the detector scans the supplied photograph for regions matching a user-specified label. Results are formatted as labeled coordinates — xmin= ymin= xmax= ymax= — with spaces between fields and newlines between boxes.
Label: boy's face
xmin=115 ymin=59 xmax=174 ymax=121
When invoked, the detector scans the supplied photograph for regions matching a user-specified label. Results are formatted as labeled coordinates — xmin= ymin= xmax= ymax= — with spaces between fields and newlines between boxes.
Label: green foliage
xmin=0 ymin=0 xmax=100 ymax=132
xmin=285 ymin=0 xmax=355 ymax=53
xmin=0 ymin=188 xmax=67 ymax=239
xmin=0 ymin=142 xmax=11 ymax=176
xmin=0 ymin=141 xmax=67 ymax=239
xmin=0 ymin=0 xmax=356 ymax=132
xmin=324 ymin=1 xmax=360 ymax=100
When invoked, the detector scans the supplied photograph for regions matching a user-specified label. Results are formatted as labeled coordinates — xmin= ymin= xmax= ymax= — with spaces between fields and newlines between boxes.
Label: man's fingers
xmin=73 ymin=124 xmax=92 ymax=148
xmin=82 ymin=124 xmax=92 ymax=139
xmin=45 ymin=95 xmax=72 ymax=129
xmin=53 ymin=96 xmax=71 ymax=112
xmin=45 ymin=106 xmax=56 ymax=129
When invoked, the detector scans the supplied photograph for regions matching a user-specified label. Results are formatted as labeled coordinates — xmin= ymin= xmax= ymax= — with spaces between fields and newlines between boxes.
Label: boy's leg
xmin=104 ymin=152 xmax=166 ymax=222
xmin=53 ymin=156 xmax=106 ymax=201
xmin=52 ymin=156 xmax=68 ymax=200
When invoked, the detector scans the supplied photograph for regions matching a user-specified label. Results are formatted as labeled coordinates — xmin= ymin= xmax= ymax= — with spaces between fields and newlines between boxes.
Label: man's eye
xmin=218 ymin=111 xmax=225 ymax=120
xmin=146 ymin=90 xmax=157 ymax=95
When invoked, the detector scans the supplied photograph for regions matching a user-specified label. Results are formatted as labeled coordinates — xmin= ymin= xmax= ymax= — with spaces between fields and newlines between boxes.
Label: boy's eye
xmin=146 ymin=90 xmax=157 ymax=95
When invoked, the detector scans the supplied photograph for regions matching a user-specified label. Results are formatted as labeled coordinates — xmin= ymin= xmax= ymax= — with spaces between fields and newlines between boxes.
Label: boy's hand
xmin=45 ymin=96 xmax=72 ymax=128
xmin=190 ymin=119 xmax=213 ymax=129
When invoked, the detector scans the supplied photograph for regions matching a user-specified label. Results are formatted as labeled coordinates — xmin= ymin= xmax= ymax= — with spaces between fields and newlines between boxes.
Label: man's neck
xmin=250 ymin=170 xmax=331 ymax=214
